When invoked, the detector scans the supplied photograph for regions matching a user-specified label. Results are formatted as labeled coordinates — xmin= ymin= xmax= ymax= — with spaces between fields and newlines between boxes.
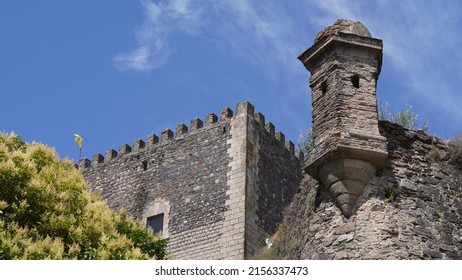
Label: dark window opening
xmin=147 ymin=213 xmax=164 ymax=235
xmin=321 ymin=81 xmax=327 ymax=94
xmin=142 ymin=160 xmax=148 ymax=171
xmin=351 ymin=75 xmax=360 ymax=88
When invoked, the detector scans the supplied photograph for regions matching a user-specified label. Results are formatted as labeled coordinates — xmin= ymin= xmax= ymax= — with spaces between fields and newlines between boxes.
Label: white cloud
xmin=113 ymin=0 xmax=197 ymax=71
xmin=113 ymin=0 xmax=303 ymax=76
xmin=214 ymin=0 xmax=302 ymax=69
xmin=113 ymin=45 xmax=172 ymax=71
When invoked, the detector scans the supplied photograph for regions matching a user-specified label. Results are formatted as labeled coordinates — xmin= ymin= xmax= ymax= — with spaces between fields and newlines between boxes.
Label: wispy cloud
xmin=113 ymin=0 xmax=302 ymax=75
xmin=114 ymin=0 xmax=203 ymax=70
xmin=214 ymin=1 xmax=305 ymax=78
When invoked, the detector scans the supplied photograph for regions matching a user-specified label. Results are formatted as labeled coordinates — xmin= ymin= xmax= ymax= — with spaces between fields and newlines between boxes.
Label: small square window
xmin=146 ymin=213 xmax=164 ymax=235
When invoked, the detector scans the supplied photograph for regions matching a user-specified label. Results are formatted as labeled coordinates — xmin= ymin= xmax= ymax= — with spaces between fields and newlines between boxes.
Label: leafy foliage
xmin=384 ymin=186 xmax=398 ymax=203
xmin=297 ymin=128 xmax=313 ymax=156
xmin=378 ymin=100 xmax=428 ymax=132
xmin=0 ymin=132 xmax=167 ymax=259
xmin=116 ymin=213 xmax=167 ymax=259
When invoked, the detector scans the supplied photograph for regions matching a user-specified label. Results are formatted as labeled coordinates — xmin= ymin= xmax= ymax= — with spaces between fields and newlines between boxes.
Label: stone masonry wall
xmin=81 ymin=101 xmax=304 ymax=260
xmin=335 ymin=53 xmax=386 ymax=157
xmin=81 ymin=109 xmax=234 ymax=259
xmin=307 ymin=59 xmax=340 ymax=161
xmin=253 ymin=114 xmax=303 ymax=252
xmin=243 ymin=109 xmax=304 ymax=257
xmin=272 ymin=121 xmax=462 ymax=260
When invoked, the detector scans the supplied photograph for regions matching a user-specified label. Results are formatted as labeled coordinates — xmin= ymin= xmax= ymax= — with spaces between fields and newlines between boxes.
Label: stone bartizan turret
xmin=298 ymin=19 xmax=388 ymax=217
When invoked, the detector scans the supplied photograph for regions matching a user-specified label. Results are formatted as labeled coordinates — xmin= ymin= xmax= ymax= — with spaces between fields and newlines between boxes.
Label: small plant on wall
xmin=384 ymin=186 xmax=398 ymax=203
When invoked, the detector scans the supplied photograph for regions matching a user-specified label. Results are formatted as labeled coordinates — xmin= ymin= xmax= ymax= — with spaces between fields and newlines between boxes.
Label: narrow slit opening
xmin=351 ymin=75 xmax=360 ymax=88
xmin=321 ymin=81 xmax=327 ymax=94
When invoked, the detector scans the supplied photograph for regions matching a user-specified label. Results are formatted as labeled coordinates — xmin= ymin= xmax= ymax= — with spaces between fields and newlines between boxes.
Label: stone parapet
xmin=79 ymin=102 xmax=302 ymax=170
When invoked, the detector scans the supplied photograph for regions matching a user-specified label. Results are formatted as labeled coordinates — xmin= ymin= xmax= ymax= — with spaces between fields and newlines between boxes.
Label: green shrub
xmin=378 ymin=100 xmax=428 ymax=132
xmin=384 ymin=186 xmax=398 ymax=203
xmin=297 ymin=128 xmax=314 ymax=155
xmin=0 ymin=132 xmax=166 ymax=259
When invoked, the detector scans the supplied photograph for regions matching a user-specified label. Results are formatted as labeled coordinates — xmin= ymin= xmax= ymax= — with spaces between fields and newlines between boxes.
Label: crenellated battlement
xmin=81 ymin=101 xmax=303 ymax=260
xmin=79 ymin=101 xmax=303 ymax=169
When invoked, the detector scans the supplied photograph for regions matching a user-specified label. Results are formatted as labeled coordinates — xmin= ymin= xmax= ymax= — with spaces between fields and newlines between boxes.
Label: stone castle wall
xmin=241 ymin=108 xmax=304 ymax=257
xmin=272 ymin=121 xmax=462 ymax=260
xmin=80 ymin=102 xmax=303 ymax=259
xmin=81 ymin=109 xmax=233 ymax=259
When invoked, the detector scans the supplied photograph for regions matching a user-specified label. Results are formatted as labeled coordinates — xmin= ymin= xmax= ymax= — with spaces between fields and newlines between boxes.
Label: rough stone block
xmin=265 ymin=122 xmax=275 ymax=136
xmin=92 ymin=153 xmax=104 ymax=164
xmin=285 ymin=140 xmax=294 ymax=155
xmin=146 ymin=133 xmax=159 ymax=146
xmin=334 ymin=222 xmax=356 ymax=235
xmin=205 ymin=113 xmax=218 ymax=126
xmin=190 ymin=118 xmax=203 ymax=132
xmin=275 ymin=132 xmax=285 ymax=143
xmin=236 ymin=101 xmax=254 ymax=116
xmin=119 ymin=144 xmax=132 ymax=154
xmin=400 ymin=178 xmax=419 ymax=192
xmin=79 ymin=158 xmax=91 ymax=169
xmin=161 ymin=129 xmax=174 ymax=142
xmin=106 ymin=149 xmax=117 ymax=160
xmin=254 ymin=112 xmax=265 ymax=125
xmin=133 ymin=138 xmax=145 ymax=151
xmin=176 ymin=123 xmax=188 ymax=136
xmin=220 ymin=107 xmax=233 ymax=120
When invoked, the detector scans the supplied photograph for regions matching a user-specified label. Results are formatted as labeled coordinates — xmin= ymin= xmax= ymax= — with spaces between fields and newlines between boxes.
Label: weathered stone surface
xmin=272 ymin=121 xmax=462 ymax=260
xmin=334 ymin=250 xmax=348 ymax=260
xmin=300 ymin=19 xmax=387 ymax=217
xmin=423 ymin=249 xmax=443 ymax=259
xmin=334 ymin=222 xmax=356 ymax=235
xmin=439 ymin=244 xmax=455 ymax=253
xmin=311 ymin=252 xmax=333 ymax=260
xmin=314 ymin=19 xmax=372 ymax=43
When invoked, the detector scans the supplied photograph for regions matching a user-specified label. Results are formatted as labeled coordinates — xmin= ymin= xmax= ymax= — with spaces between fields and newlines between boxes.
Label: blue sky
xmin=1 ymin=0 xmax=461 ymax=162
